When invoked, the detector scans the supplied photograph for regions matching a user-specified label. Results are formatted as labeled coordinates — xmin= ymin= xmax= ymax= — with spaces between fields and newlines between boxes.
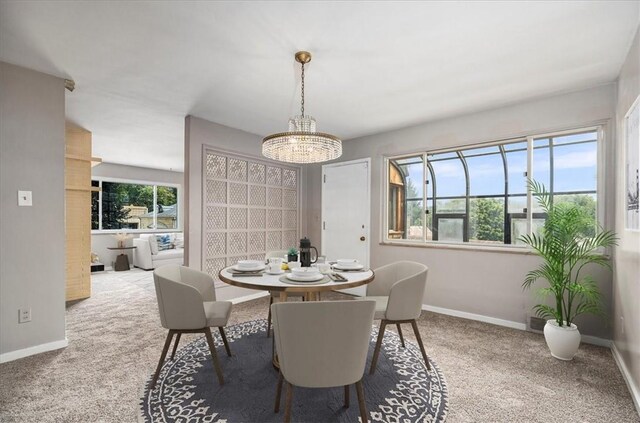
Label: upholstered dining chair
xmin=265 ymin=250 xmax=306 ymax=338
xmin=363 ymin=261 xmax=430 ymax=374
xmin=151 ymin=265 xmax=233 ymax=388
xmin=272 ymin=300 xmax=376 ymax=423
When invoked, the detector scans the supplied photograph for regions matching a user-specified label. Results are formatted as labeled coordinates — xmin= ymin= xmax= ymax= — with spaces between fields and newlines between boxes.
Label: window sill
xmin=380 ymin=240 xmax=536 ymax=255
xmin=92 ymin=229 xmax=182 ymax=235
xmin=379 ymin=240 xmax=611 ymax=258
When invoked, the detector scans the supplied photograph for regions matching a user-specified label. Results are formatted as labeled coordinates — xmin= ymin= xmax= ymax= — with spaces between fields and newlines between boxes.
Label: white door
xmin=321 ymin=158 xmax=371 ymax=296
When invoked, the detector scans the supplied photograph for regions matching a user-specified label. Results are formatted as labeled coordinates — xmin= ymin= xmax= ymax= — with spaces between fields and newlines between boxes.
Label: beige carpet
xmin=0 ymin=269 xmax=637 ymax=422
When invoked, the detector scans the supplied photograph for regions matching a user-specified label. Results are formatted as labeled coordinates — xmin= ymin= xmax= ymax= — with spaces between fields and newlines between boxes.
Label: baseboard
xmin=0 ymin=338 xmax=68 ymax=364
xmin=421 ymin=304 xmax=612 ymax=347
xmin=229 ymin=291 xmax=269 ymax=305
xmin=611 ymin=343 xmax=640 ymax=415
xmin=422 ymin=304 xmax=527 ymax=330
xmin=580 ymin=334 xmax=612 ymax=348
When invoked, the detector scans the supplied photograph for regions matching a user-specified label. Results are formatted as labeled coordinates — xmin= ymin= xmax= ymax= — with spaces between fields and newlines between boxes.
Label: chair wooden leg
xmin=151 ymin=330 xmax=174 ymax=388
xmin=218 ymin=327 xmax=232 ymax=357
xmin=410 ymin=320 xmax=431 ymax=371
xmin=267 ymin=295 xmax=273 ymax=338
xmin=344 ymin=385 xmax=350 ymax=408
xmin=396 ymin=323 xmax=405 ymax=348
xmin=355 ymin=380 xmax=368 ymax=423
xmin=204 ymin=329 xmax=224 ymax=385
xmin=369 ymin=320 xmax=387 ymax=375
xmin=170 ymin=332 xmax=182 ymax=360
xmin=284 ymin=381 xmax=294 ymax=423
xmin=274 ymin=371 xmax=284 ymax=413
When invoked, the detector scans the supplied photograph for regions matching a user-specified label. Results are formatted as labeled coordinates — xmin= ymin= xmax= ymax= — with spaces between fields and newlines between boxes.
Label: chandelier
xmin=262 ymin=51 xmax=342 ymax=164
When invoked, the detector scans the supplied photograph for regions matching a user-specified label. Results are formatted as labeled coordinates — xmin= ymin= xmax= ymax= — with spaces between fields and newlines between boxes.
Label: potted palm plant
xmin=520 ymin=180 xmax=617 ymax=360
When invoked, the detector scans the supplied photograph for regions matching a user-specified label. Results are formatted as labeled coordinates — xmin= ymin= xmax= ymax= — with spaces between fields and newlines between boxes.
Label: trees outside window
xmin=93 ymin=180 xmax=178 ymax=231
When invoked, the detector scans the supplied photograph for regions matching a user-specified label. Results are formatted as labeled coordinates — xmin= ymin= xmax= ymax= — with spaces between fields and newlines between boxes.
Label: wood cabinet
xmin=65 ymin=124 xmax=99 ymax=301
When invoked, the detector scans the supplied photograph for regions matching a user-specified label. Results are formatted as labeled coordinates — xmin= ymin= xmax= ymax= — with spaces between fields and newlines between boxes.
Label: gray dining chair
xmin=272 ymin=300 xmax=376 ymax=423
xmin=151 ymin=265 xmax=233 ymax=388
xmin=362 ymin=261 xmax=430 ymax=374
xmin=265 ymin=250 xmax=306 ymax=338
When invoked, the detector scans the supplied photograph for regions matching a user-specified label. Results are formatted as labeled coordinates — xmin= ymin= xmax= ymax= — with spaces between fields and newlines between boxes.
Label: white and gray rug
xmin=140 ymin=320 xmax=448 ymax=422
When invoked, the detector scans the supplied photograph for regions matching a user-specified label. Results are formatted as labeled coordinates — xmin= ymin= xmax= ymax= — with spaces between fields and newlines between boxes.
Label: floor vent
xmin=529 ymin=316 xmax=546 ymax=332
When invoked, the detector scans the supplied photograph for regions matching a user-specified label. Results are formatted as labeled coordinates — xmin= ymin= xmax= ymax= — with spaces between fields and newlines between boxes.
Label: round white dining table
xmin=218 ymin=266 xmax=375 ymax=302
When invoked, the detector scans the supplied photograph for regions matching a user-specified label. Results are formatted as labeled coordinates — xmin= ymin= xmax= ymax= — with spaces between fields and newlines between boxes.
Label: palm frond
xmin=521 ymin=178 xmax=616 ymax=326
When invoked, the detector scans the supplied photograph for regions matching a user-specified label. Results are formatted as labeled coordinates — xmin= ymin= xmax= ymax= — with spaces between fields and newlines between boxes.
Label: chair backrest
xmin=265 ymin=250 xmax=288 ymax=260
xmin=367 ymin=261 xmax=428 ymax=321
xmin=153 ymin=265 xmax=216 ymax=330
xmin=272 ymin=300 xmax=375 ymax=388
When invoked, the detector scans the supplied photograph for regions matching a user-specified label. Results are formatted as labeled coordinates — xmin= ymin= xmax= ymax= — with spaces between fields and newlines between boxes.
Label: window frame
xmin=91 ymin=176 xmax=182 ymax=234
xmin=382 ymin=125 xmax=605 ymax=251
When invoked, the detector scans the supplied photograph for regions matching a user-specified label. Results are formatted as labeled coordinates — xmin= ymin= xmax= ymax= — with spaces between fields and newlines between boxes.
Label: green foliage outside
xmin=435 ymin=194 xmax=596 ymax=243
xmin=101 ymin=182 xmax=177 ymax=229
xmin=520 ymin=180 xmax=617 ymax=327
xmin=469 ymin=198 xmax=503 ymax=242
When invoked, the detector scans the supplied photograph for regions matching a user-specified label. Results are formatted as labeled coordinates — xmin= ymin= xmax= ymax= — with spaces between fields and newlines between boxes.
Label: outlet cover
xmin=18 ymin=191 xmax=32 ymax=206
xmin=19 ymin=308 xmax=31 ymax=323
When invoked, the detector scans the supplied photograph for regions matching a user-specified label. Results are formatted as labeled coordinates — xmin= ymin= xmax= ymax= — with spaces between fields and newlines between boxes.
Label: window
xmin=91 ymin=179 xmax=179 ymax=231
xmin=385 ymin=128 xmax=600 ymax=247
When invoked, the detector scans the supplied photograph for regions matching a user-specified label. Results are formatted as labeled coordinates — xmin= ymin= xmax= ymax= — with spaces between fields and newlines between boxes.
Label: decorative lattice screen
xmin=202 ymin=149 xmax=300 ymax=281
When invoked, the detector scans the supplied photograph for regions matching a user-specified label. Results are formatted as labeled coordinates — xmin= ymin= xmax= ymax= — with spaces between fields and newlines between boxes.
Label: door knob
xmin=360 ymin=236 xmax=366 ymax=241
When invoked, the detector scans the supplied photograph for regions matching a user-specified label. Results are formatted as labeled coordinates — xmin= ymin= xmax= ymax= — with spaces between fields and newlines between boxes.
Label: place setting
xmin=277 ymin=262 xmax=333 ymax=284
xmin=229 ymin=260 xmax=266 ymax=277
xmin=331 ymin=258 xmax=367 ymax=272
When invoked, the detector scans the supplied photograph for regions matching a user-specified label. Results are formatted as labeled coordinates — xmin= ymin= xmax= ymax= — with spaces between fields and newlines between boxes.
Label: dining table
xmin=218 ymin=265 xmax=375 ymax=302
xmin=218 ymin=264 xmax=375 ymax=368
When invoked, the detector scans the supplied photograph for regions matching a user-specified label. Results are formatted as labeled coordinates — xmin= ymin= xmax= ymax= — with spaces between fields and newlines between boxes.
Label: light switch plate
xmin=19 ymin=308 xmax=31 ymax=323
xmin=18 ymin=190 xmax=32 ymax=206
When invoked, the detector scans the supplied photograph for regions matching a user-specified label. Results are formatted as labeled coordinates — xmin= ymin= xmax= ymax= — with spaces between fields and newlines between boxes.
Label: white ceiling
xmin=1 ymin=1 xmax=638 ymax=172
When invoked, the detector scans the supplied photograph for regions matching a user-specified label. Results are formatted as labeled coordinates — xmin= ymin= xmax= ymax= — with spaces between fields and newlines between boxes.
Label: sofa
xmin=133 ymin=233 xmax=184 ymax=270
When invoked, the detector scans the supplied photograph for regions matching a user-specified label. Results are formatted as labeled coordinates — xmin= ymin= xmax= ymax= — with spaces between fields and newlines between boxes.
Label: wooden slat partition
xmin=65 ymin=124 xmax=93 ymax=301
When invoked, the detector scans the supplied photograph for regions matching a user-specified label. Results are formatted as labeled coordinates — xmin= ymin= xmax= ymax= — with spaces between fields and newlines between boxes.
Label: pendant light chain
xmin=300 ymin=62 xmax=305 ymax=117
xmin=262 ymin=50 xmax=342 ymax=164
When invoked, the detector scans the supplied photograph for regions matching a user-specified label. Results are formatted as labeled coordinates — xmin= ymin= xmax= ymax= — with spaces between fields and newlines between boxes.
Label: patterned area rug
xmin=139 ymin=320 xmax=448 ymax=422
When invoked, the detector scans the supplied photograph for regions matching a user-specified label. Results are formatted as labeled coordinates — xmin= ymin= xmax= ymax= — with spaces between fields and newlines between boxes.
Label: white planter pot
xmin=543 ymin=320 xmax=581 ymax=361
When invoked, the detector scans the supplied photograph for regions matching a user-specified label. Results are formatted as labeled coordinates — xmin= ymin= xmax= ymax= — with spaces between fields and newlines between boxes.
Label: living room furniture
xmin=363 ymin=261 xmax=430 ymax=374
xmin=65 ymin=123 xmax=101 ymax=301
xmin=272 ymin=300 xmax=376 ymax=423
xmin=133 ymin=233 xmax=184 ymax=270
xmin=90 ymin=262 xmax=104 ymax=273
xmin=151 ymin=265 xmax=233 ymax=388
xmin=107 ymin=246 xmax=136 ymax=271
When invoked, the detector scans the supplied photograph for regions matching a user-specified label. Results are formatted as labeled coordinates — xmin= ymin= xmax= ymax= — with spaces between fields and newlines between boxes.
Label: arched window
xmin=385 ymin=127 xmax=600 ymax=246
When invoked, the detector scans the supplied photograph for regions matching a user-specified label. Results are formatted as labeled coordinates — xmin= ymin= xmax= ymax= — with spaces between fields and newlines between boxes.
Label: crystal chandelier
xmin=262 ymin=51 xmax=342 ymax=164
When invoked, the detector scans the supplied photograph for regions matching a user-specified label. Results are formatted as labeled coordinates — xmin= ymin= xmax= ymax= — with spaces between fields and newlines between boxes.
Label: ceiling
xmin=1 ymin=1 xmax=638 ymax=172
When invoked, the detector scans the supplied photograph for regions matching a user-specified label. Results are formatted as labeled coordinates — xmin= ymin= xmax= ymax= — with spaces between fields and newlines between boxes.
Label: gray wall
xmin=613 ymin=24 xmax=640 ymax=405
xmin=184 ymin=116 xmax=311 ymax=301
xmin=0 ymin=62 xmax=66 ymax=357
xmin=91 ymin=162 xmax=183 ymax=269
xmin=307 ymin=84 xmax=617 ymax=339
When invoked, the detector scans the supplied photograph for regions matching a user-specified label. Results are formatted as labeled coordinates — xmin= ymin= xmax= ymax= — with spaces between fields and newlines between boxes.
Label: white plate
xmin=265 ymin=269 xmax=285 ymax=275
xmin=231 ymin=264 xmax=266 ymax=272
xmin=237 ymin=259 xmax=263 ymax=267
xmin=286 ymin=273 xmax=325 ymax=282
xmin=291 ymin=267 xmax=321 ymax=277
xmin=333 ymin=263 xmax=364 ymax=271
